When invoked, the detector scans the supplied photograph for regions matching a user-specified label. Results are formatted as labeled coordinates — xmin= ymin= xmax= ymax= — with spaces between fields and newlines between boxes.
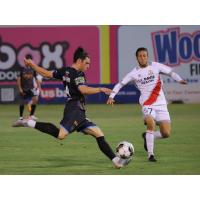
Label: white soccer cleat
xmin=112 ymin=157 xmax=132 ymax=169
xmin=12 ymin=119 xmax=28 ymax=127
xmin=112 ymin=157 xmax=123 ymax=169
xmin=29 ymin=115 xmax=38 ymax=120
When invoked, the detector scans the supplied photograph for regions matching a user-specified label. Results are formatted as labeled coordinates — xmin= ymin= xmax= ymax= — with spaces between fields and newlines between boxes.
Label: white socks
xmin=27 ymin=119 xmax=36 ymax=128
xmin=146 ymin=131 xmax=154 ymax=157
xmin=154 ymin=131 xmax=163 ymax=139
xmin=146 ymin=131 xmax=163 ymax=158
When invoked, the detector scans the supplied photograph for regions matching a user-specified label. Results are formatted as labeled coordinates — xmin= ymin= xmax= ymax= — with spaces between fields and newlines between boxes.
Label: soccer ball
xmin=116 ymin=141 xmax=134 ymax=159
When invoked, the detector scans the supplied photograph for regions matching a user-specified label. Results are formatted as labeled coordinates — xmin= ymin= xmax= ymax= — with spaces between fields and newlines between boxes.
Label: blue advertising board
xmin=0 ymin=82 xmax=140 ymax=104
xmin=39 ymin=83 xmax=140 ymax=104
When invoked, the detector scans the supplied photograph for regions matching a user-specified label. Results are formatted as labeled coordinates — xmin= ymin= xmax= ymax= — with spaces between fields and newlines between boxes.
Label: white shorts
xmin=141 ymin=105 xmax=171 ymax=123
xmin=31 ymin=88 xmax=40 ymax=96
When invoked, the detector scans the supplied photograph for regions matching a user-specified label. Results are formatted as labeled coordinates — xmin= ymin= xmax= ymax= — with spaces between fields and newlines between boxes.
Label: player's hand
xmin=19 ymin=89 xmax=25 ymax=96
xmin=100 ymin=87 xmax=112 ymax=95
xmin=24 ymin=58 xmax=34 ymax=67
xmin=106 ymin=97 xmax=115 ymax=106
xmin=179 ymin=80 xmax=187 ymax=85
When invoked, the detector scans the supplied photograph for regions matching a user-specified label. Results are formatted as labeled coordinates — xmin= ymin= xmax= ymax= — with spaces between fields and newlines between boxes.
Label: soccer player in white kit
xmin=107 ymin=47 xmax=187 ymax=162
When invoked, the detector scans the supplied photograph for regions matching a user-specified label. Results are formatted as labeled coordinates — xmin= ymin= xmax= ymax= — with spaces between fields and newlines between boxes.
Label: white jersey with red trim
xmin=120 ymin=62 xmax=172 ymax=106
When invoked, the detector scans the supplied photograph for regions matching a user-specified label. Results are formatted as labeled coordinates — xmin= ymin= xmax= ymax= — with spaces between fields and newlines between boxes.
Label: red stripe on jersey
xmin=143 ymin=77 xmax=161 ymax=105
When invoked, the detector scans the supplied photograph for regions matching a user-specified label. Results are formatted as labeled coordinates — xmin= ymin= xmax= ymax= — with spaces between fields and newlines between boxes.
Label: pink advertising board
xmin=0 ymin=26 xmax=100 ymax=83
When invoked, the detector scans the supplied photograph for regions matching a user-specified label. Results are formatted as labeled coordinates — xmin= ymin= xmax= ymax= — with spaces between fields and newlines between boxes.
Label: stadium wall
xmin=0 ymin=25 xmax=200 ymax=103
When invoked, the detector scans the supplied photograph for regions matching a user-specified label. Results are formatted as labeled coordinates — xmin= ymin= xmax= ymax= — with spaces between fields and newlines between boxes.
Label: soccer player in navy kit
xmin=13 ymin=47 xmax=127 ymax=168
xmin=17 ymin=66 xmax=39 ymax=120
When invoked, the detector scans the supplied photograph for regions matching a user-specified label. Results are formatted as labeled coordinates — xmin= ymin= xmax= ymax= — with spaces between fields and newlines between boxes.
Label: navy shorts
xmin=19 ymin=90 xmax=34 ymax=104
xmin=60 ymin=100 xmax=96 ymax=133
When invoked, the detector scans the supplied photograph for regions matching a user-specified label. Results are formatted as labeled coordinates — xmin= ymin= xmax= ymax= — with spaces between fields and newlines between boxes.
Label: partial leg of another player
xmin=29 ymin=96 xmax=38 ymax=120
xmin=18 ymin=94 xmax=26 ymax=120
xmin=155 ymin=121 xmax=171 ymax=138
xmin=12 ymin=116 xmax=68 ymax=140
xmin=19 ymin=104 xmax=25 ymax=120
xmin=154 ymin=105 xmax=171 ymax=139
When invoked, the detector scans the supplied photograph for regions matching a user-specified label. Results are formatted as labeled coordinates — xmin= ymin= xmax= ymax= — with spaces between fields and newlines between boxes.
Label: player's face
xmin=137 ymin=50 xmax=148 ymax=67
xmin=80 ymin=57 xmax=90 ymax=72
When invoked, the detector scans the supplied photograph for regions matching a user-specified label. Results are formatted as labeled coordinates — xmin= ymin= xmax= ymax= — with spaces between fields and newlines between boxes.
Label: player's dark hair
xmin=135 ymin=47 xmax=148 ymax=57
xmin=73 ymin=47 xmax=89 ymax=63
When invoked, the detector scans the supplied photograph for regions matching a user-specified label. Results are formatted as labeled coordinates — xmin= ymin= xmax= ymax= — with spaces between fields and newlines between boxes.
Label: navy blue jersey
xmin=19 ymin=67 xmax=37 ymax=91
xmin=53 ymin=67 xmax=86 ymax=103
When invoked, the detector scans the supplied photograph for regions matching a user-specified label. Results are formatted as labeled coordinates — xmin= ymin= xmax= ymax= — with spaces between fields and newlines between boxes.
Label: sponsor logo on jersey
xmin=137 ymin=75 xmax=155 ymax=85
xmin=62 ymin=76 xmax=70 ymax=83
xmin=75 ymin=77 xmax=85 ymax=85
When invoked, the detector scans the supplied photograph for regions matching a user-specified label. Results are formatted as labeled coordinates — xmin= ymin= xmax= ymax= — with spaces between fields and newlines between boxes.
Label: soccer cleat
xmin=29 ymin=115 xmax=38 ymax=120
xmin=112 ymin=157 xmax=123 ymax=169
xmin=112 ymin=157 xmax=131 ymax=169
xmin=12 ymin=119 xmax=24 ymax=127
xmin=148 ymin=155 xmax=157 ymax=162
xmin=12 ymin=119 xmax=28 ymax=127
xmin=142 ymin=132 xmax=147 ymax=151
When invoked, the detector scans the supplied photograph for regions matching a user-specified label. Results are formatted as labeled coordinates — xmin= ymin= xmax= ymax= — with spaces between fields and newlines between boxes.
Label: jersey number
xmin=143 ymin=107 xmax=153 ymax=115
xmin=148 ymin=108 xmax=152 ymax=114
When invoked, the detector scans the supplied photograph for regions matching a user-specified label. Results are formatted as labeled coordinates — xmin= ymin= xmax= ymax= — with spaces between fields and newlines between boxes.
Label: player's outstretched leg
xmin=12 ymin=118 xmax=61 ymax=139
xmin=82 ymin=126 xmax=129 ymax=168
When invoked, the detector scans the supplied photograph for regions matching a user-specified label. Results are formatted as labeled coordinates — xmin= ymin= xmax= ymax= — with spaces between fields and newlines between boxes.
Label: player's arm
xmin=107 ymin=72 xmax=133 ymax=106
xmin=78 ymin=85 xmax=112 ymax=95
xmin=24 ymin=58 xmax=53 ymax=78
xmin=158 ymin=62 xmax=187 ymax=85
xmin=16 ymin=76 xmax=24 ymax=95
xmin=169 ymin=72 xmax=187 ymax=84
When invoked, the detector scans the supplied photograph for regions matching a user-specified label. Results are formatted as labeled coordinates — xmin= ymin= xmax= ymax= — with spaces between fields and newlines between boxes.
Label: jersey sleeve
xmin=74 ymin=73 xmax=86 ymax=87
xmin=109 ymin=70 xmax=134 ymax=99
xmin=154 ymin=62 xmax=172 ymax=75
xmin=121 ymin=70 xmax=135 ymax=85
xmin=52 ymin=68 xmax=65 ymax=80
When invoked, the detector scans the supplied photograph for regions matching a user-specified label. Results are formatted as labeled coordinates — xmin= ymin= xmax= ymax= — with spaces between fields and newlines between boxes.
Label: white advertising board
xmin=118 ymin=25 xmax=200 ymax=103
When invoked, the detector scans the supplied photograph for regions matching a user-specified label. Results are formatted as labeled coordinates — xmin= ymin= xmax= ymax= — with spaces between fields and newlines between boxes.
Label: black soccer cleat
xmin=148 ymin=155 xmax=157 ymax=162
xmin=142 ymin=132 xmax=147 ymax=151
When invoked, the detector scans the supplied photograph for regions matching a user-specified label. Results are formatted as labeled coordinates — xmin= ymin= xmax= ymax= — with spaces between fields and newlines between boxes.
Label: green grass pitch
xmin=0 ymin=103 xmax=200 ymax=175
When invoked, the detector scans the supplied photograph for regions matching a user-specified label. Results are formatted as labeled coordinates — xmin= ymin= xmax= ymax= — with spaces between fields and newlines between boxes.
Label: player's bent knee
xmin=58 ymin=128 xmax=68 ymax=140
xmin=161 ymin=131 xmax=171 ymax=138
xmin=58 ymin=134 xmax=66 ymax=140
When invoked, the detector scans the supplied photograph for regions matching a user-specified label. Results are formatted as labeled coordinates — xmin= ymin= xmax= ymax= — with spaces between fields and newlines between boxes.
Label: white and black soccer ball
xmin=116 ymin=141 xmax=134 ymax=159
